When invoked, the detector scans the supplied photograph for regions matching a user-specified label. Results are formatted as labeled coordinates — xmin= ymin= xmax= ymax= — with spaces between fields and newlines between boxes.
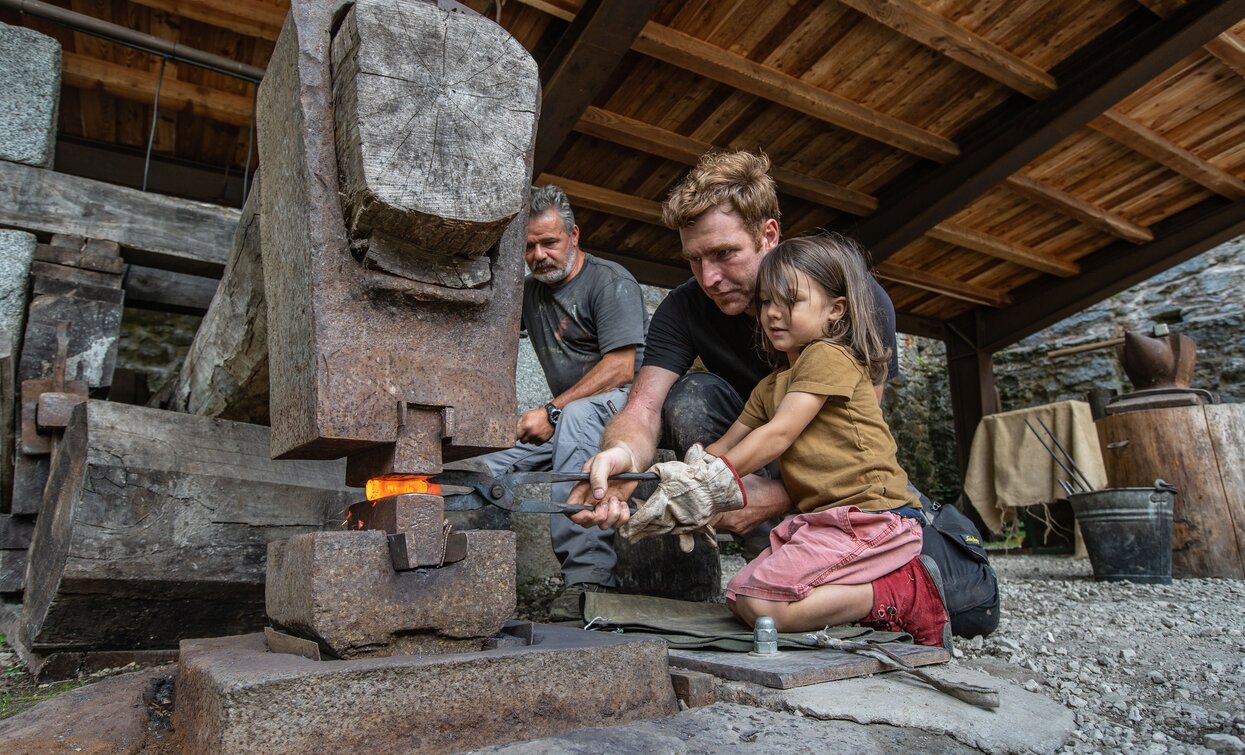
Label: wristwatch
xmin=544 ymin=402 xmax=562 ymax=427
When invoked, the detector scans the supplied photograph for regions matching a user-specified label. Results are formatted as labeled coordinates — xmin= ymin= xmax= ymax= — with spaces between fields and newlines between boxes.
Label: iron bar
xmin=1036 ymin=417 xmax=1096 ymax=492
xmin=1025 ymin=419 xmax=1087 ymax=493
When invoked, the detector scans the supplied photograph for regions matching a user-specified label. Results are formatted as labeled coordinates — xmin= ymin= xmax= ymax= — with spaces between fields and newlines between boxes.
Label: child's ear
xmin=827 ymin=296 xmax=848 ymax=321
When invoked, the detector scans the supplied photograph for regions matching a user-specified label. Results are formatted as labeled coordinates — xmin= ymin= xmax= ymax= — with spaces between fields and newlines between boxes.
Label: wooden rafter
xmin=980 ymin=195 xmax=1245 ymax=351
xmin=845 ymin=0 xmax=1245 ymax=262
xmin=875 ymin=262 xmax=1011 ymax=308
xmin=124 ymin=0 xmax=285 ymax=40
xmin=1002 ymin=174 xmax=1153 ymax=243
xmin=514 ymin=0 xmax=958 ymax=161
xmin=1090 ymin=110 xmax=1245 ymax=199
xmin=61 ymin=51 xmax=254 ymax=127
xmin=836 ymin=0 xmax=1056 ymax=99
xmin=1136 ymin=0 xmax=1245 ymax=77
xmin=533 ymin=0 xmax=663 ymax=174
xmin=928 ymin=223 xmax=1079 ymax=277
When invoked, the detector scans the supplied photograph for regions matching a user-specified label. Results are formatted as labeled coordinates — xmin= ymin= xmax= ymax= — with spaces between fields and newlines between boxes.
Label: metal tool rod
xmin=1025 ymin=420 xmax=1086 ymax=492
xmin=1036 ymin=417 xmax=1095 ymax=492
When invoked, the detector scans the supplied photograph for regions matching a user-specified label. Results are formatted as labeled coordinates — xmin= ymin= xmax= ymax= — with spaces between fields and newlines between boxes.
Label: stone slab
xmin=266 ymin=529 xmax=515 ymax=658
xmin=668 ymin=642 xmax=949 ymax=689
xmin=0 ymin=23 xmax=60 ymax=168
xmin=173 ymin=628 xmax=677 ymax=754
xmin=476 ymin=701 xmax=979 ymax=754
xmin=0 ymin=230 xmax=35 ymax=344
xmin=716 ymin=665 xmax=1075 ymax=755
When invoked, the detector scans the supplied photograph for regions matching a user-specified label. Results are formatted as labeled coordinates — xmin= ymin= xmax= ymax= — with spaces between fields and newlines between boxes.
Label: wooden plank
xmin=846 ymin=0 xmax=1245 ymax=261
xmin=1090 ymin=110 xmax=1245 ymax=199
xmin=122 ymin=265 xmax=219 ymax=315
xmin=1205 ymin=404 xmax=1245 ymax=576
xmin=20 ymin=400 xmax=355 ymax=651
xmin=1003 ymin=174 xmax=1153 ymax=244
xmin=981 ymin=196 xmax=1245 ymax=351
xmin=33 ymin=244 xmax=127 ymax=274
xmin=875 ymin=262 xmax=1011 ymax=308
xmin=631 ymin=23 xmax=960 ymax=162
xmin=1136 ymin=0 xmax=1245 ymax=77
xmin=0 ymin=334 xmax=12 ymax=514
xmin=575 ymin=106 xmax=878 ymax=215
xmin=539 ymin=173 xmax=665 ymax=225
xmin=668 ymin=643 xmax=947 ymax=689
xmin=836 ymin=0 xmax=1056 ymax=99
xmin=61 ymin=51 xmax=254 ymax=127
xmin=123 ymin=0 xmax=286 ymax=40
xmin=0 ymin=160 xmax=237 ymax=277
xmin=534 ymin=0 xmax=664 ymax=174
xmin=929 ymin=223 xmax=1079 ymax=277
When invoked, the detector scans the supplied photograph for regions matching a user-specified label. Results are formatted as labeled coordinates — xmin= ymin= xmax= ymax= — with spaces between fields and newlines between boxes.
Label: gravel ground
xmin=954 ymin=555 xmax=1245 ymax=755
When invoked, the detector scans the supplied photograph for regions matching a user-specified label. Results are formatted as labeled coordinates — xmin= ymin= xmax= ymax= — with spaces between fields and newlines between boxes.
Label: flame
xmin=366 ymin=474 xmax=442 ymax=501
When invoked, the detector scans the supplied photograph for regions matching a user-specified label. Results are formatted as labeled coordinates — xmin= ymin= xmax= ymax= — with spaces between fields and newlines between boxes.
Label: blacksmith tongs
xmin=429 ymin=470 xmax=656 ymax=516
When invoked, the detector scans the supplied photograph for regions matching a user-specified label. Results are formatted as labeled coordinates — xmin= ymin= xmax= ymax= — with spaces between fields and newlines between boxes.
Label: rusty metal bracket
xmin=21 ymin=320 xmax=88 ymax=454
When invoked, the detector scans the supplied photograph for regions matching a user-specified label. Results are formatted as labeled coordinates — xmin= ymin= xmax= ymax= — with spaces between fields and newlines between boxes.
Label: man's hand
xmin=711 ymin=475 xmax=790 ymax=534
xmin=617 ymin=445 xmax=746 ymax=552
xmin=568 ymin=444 xmax=639 ymax=530
xmin=516 ymin=407 xmax=554 ymax=445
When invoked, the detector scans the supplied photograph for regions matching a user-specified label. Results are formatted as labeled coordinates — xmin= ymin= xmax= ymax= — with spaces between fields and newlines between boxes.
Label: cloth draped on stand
xmin=962 ymin=400 xmax=1107 ymax=535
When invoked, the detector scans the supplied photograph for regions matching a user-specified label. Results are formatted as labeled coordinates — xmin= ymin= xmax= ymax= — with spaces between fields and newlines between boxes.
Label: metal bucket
xmin=1068 ymin=481 xmax=1175 ymax=584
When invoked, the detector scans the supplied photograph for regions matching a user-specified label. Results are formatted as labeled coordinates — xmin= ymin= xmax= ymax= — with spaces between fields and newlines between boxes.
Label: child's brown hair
xmin=755 ymin=233 xmax=891 ymax=384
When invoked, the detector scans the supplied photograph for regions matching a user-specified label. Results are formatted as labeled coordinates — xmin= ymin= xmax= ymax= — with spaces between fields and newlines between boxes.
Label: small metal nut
xmin=752 ymin=616 xmax=778 ymax=655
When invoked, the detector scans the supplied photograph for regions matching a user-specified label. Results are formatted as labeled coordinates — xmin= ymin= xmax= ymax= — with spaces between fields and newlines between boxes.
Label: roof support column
xmin=945 ymin=313 xmax=999 ymax=512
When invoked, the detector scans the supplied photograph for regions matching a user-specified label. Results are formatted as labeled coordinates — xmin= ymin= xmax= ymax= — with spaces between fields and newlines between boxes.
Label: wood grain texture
xmin=1096 ymin=405 xmax=1245 ymax=579
xmin=1091 ymin=110 xmax=1245 ymax=199
xmin=0 ymin=161 xmax=238 ymax=277
xmin=929 ymin=223 xmax=1079 ymax=277
xmin=332 ymin=0 xmax=539 ymax=257
xmin=21 ymin=400 xmax=355 ymax=650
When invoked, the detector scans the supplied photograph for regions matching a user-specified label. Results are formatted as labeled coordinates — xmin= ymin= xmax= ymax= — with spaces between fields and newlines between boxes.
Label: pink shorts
xmin=725 ymin=507 xmax=923 ymax=602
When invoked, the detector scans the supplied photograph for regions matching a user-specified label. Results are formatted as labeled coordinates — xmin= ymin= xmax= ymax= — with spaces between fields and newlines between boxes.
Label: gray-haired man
xmin=478 ymin=185 xmax=648 ymax=617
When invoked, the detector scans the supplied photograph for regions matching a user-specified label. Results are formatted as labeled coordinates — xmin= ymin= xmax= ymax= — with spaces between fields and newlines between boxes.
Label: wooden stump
xmin=1096 ymin=404 xmax=1245 ymax=579
xmin=18 ymin=401 xmax=357 ymax=651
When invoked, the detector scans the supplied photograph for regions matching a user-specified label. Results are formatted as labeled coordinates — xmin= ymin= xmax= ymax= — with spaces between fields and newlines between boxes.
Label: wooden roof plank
xmin=631 ymin=23 xmax=960 ymax=161
xmin=1136 ymin=0 xmax=1245 ymax=77
xmin=980 ymin=194 xmax=1245 ymax=351
xmin=123 ymin=0 xmax=286 ymax=40
xmin=61 ymin=50 xmax=253 ymax=127
xmin=875 ymin=261 xmax=1011 ymax=307
xmin=929 ymin=222 xmax=1079 ymax=276
xmin=845 ymin=0 xmax=1245 ymax=262
xmin=534 ymin=0 xmax=664 ymax=175
xmin=836 ymin=0 xmax=1056 ymax=99
xmin=1090 ymin=110 xmax=1245 ymax=199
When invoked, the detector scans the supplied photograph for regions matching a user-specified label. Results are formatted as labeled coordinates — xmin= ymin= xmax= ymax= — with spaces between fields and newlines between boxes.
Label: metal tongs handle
xmin=816 ymin=636 xmax=1000 ymax=710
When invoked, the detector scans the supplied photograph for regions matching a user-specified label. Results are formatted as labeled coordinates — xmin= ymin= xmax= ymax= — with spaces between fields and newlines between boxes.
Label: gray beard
xmin=531 ymin=248 xmax=577 ymax=285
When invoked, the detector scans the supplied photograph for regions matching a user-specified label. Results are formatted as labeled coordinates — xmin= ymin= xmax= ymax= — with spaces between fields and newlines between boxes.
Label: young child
xmin=649 ymin=234 xmax=949 ymax=647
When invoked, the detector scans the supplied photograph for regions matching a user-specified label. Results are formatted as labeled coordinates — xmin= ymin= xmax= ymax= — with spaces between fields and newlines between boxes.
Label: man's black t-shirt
xmin=642 ymin=275 xmax=900 ymax=400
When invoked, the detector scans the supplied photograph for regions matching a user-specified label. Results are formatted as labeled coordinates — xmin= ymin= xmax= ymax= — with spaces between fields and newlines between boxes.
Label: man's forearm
xmin=599 ymin=408 xmax=660 ymax=471
xmin=548 ymin=347 xmax=636 ymax=409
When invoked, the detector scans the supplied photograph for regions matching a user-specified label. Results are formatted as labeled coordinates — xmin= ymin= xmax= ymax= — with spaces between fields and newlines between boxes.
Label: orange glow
xmin=366 ymin=474 xmax=442 ymax=501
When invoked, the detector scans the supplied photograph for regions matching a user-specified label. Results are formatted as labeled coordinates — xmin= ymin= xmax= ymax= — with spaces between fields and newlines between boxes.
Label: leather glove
xmin=619 ymin=444 xmax=747 ymax=553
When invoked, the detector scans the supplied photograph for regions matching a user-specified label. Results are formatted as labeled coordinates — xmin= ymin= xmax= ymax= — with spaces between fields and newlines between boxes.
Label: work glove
xmin=619 ymin=444 xmax=747 ymax=553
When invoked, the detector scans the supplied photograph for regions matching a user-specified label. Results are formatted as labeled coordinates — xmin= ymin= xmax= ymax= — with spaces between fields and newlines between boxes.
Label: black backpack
xmin=919 ymin=494 xmax=1000 ymax=638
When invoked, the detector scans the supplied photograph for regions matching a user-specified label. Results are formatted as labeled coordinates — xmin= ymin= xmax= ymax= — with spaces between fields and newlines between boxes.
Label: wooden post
xmin=946 ymin=314 xmax=1001 ymax=480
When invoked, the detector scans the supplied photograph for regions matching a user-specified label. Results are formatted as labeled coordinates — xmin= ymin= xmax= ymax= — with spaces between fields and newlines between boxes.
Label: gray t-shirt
xmin=523 ymin=254 xmax=648 ymax=397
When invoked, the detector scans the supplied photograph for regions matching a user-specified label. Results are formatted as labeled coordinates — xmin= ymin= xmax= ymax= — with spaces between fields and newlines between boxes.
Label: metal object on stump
xmin=1105 ymin=326 xmax=1218 ymax=415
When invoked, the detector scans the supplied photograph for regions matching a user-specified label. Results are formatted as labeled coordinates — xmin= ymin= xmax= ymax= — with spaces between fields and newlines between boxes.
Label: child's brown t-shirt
xmin=738 ymin=341 xmax=912 ymax=514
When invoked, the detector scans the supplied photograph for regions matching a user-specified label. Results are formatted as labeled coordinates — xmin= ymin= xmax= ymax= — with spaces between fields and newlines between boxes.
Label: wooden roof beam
xmin=123 ymin=0 xmax=285 ymax=40
xmin=575 ymin=107 xmax=878 ymax=215
xmin=844 ymin=0 xmax=1244 ymax=262
xmin=929 ymin=223 xmax=1080 ymax=277
xmin=61 ymin=51 xmax=254 ymax=127
xmin=1002 ymin=173 xmax=1153 ymax=243
xmin=533 ymin=0 xmax=664 ymax=175
xmin=980 ymin=194 xmax=1245 ymax=351
xmin=875 ymin=262 xmax=1012 ymax=308
xmin=1136 ymin=0 xmax=1245 ymax=77
xmin=836 ymin=0 xmax=1056 ymax=99
xmin=1090 ymin=110 xmax=1245 ymax=199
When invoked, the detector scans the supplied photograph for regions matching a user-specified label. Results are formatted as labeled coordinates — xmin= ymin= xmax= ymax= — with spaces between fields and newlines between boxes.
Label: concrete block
xmin=174 ymin=628 xmax=677 ymax=755
xmin=266 ymin=529 xmax=516 ymax=658
xmin=0 ymin=230 xmax=35 ymax=346
xmin=0 ymin=23 xmax=60 ymax=168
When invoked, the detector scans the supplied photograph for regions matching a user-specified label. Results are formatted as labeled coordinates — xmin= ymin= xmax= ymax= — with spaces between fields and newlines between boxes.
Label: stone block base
xmin=174 ymin=628 xmax=677 ymax=754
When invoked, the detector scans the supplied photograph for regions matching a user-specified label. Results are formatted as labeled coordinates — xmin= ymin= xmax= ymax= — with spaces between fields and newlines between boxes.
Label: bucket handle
xmin=1152 ymin=479 xmax=1177 ymax=502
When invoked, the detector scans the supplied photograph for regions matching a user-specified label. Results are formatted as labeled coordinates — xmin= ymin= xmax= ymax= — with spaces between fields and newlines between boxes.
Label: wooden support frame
xmin=124 ymin=0 xmax=286 ymax=40
xmin=533 ymin=0 xmax=663 ymax=175
xmin=945 ymin=313 xmax=1001 ymax=479
xmin=1090 ymin=110 xmax=1245 ymax=199
xmin=845 ymin=0 xmax=1244 ymax=261
xmin=1136 ymin=0 xmax=1245 ymax=77
xmin=979 ymin=194 xmax=1245 ymax=352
